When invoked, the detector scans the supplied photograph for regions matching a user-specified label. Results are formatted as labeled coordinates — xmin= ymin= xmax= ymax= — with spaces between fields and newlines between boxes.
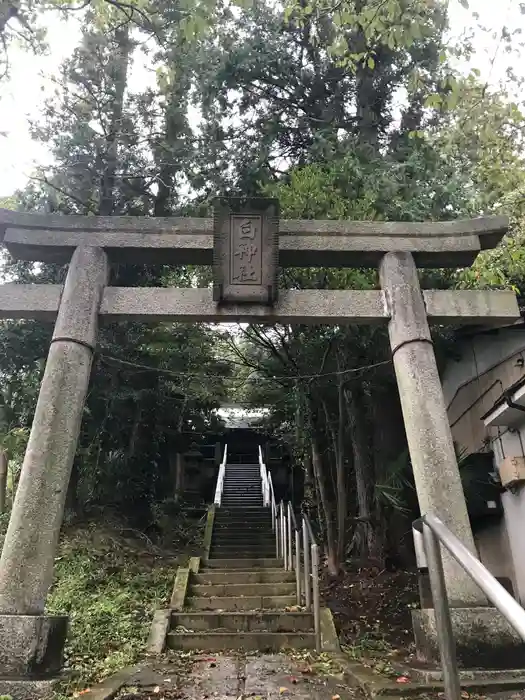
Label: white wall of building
xmin=443 ymin=327 xmax=525 ymax=603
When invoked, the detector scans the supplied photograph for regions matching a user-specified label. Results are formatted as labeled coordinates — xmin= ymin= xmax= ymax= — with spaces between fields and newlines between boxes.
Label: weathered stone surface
xmin=170 ymin=568 xmax=190 ymax=610
xmin=320 ymin=607 xmax=340 ymax=652
xmin=0 ymin=286 xmax=518 ymax=326
xmin=0 ymin=283 xmax=61 ymax=321
xmin=2 ymin=213 xmax=508 ymax=267
xmin=424 ymin=289 xmax=520 ymax=325
xmin=186 ymin=594 xmax=296 ymax=610
xmin=244 ymin=653 xmax=358 ymax=700
xmin=146 ymin=609 xmax=170 ymax=655
xmin=203 ymin=505 xmax=215 ymax=560
xmin=0 ymin=207 xmax=507 ymax=239
xmin=0 ymin=678 xmax=56 ymax=700
xmin=0 ymin=613 xmax=67 ymax=676
xmin=0 ymin=342 xmax=94 ymax=614
xmin=73 ymin=654 xmax=362 ymax=700
xmin=171 ymin=610 xmax=314 ymax=631
xmin=379 ymin=252 xmax=485 ymax=607
xmin=190 ymin=581 xmax=295 ymax=596
xmin=53 ymin=246 xmax=109 ymax=347
xmin=0 ymin=247 xmax=108 ymax=616
xmin=213 ymin=197 xmax=279 ymax=304
xmin=102 ymin=288 xmax=388 ymax=323
xmin=413 ymin=607 xmax=525 ymax=668
xmin=167 ymin=630 xmax=314 ymax=651
xmin=189 ymin=556 xmax=201 ymax=573
xmin=180 ymin=655 xmax=241 ymax=699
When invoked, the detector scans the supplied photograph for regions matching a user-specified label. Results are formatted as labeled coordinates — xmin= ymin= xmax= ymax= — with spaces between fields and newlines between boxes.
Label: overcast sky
xmin=0 ymin=0 xmax=521 ymax=197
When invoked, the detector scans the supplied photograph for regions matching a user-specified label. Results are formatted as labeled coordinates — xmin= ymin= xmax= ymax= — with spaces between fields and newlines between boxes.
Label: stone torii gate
xmin=0 ymin=202 xmax=520 ymax=693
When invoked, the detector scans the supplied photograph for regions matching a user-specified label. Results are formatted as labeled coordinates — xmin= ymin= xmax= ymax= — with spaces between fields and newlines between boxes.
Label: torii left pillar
xmin=0 ymin=246 xmax=108 ymax=696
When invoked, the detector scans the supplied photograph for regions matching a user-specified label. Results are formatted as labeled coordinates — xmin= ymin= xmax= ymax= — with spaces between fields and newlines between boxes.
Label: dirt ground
xmin=321 ymin=563 xmax=419 ymax=654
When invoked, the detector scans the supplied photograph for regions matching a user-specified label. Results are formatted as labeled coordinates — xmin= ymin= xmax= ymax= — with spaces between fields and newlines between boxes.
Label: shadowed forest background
xmin=1 ymin=0 xmax=525 ymax=692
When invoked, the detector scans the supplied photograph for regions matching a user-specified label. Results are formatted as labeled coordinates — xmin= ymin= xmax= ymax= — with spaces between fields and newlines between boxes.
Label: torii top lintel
xmin=0 ymin=208 xmax=508 ymax=269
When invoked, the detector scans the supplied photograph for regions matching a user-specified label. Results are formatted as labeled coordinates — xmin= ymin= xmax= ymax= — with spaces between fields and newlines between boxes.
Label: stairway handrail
xmin=414 ymin=513 xmax=525 ymax=700
xmin=263 ymin=457 xmax=321 ymax=651
xmin=302 ymin=511 xmax=317 ymax=546
xmin=213 ymin=444 xmax=228 ymax=506
xmin=258 ymin=445 xmax=271 ymax=508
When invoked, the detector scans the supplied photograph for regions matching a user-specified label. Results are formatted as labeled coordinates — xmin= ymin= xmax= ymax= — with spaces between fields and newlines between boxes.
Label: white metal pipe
xmin=287 ymin=503 xmax=293 ymax=571
xmin=424 ymin=513 xmax=525 ymax=640
xmin=311 ymin=543 xmax=321 ymax=651
xmin=213 ymin=443 xmax=227 ymax=506
xmin=302 ymin=518 xmax=311 ymax=609
xmin=423 ymin=522 xmax=461 ymax=700
xmin=295 ymin=527 xmax=301 ymax=603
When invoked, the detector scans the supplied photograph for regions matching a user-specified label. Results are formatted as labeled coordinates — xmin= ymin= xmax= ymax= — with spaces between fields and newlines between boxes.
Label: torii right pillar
xmin=380 ymin=252 xmax=524 ymax=668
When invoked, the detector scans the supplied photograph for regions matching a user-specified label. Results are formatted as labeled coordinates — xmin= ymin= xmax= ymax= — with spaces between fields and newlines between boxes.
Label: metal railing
xmin=258 ymin=446 xmax=321 ymax=651
xmin=213 ymin=444 xmax=228 ymax=506
xmin=414 ymin=513 xmax=525 ymax=700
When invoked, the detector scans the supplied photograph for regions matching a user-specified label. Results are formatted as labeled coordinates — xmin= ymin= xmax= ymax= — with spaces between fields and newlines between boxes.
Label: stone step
xmin=171 ymin=611 xmax=313 ymax=632
xmin=193 ymin=570 xmax=294 ymax=585
xmin=222 ymin=486 xmax=261 ymax=490
xmin=211 ymin=542 xmax=275 ymax=550
xmin=167 ymin=630 xmax=315 ymax=651
xmin=213 ymin=538 xmax=274 ymax=544
xmin=214 ymin=518 xmax=272 ymax=524
xmin=211 ymin=541 xmax=274 ymax=547
xmin=221 ymin=496 xmax=262 ymax=501
xmin=215 ymin=509 xmax=269 ymax=515
xmin=221 ymin=501 xmax=263 ymax=505
xmin=222 ymin=488 xmax=261 ymax=492
xmin=210 ymin=542 xmax=275 ymax=549
xmin=189 ymin=582 xmax=296 ymax=597
xmin=186 ymin=594 xmax=297 ymax=611
xmin=221 ymin=502 xmax=263 ymax=507
xmin=211 ymin=532 xmax=275 ymax=547
xmin=224 ymin=479 xmax=260 ymax=483
xmin=213 ymin=520 xmax=273 ymax=526
xmin=213 ymin=522 xmax=275 ymax=539
xmin=210 ymin=550 xmax=277 ymax=559
xmin=204 ymin=558 xmax=283 ymax=569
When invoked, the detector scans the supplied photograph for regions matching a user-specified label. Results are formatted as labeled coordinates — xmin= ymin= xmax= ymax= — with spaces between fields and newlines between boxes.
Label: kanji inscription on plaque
xmin=213 ymin=198 xmax=279 ymax=305
xmin=230 ymin=215 xmax=262 ymax=285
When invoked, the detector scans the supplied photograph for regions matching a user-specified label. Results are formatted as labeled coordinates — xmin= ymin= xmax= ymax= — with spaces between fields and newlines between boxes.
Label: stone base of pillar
xmin=0 ymin=679 xmax=56 ymax=699
xmin=0 ymin=614 xmax=68 ymax=680
xmin=413 ymin=608 xmax=525 ymax=668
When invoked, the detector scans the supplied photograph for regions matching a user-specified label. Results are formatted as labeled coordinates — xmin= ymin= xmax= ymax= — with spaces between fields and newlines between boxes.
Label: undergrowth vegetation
xmin=0 ymin=511 xmax=202 ymax=697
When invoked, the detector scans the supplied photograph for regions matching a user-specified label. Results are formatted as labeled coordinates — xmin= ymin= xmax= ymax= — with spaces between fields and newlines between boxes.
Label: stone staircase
xmin=167 ymin=462 xmax=318 ymax=651
xmin=219 ymin=462 xmax=264 ymax=509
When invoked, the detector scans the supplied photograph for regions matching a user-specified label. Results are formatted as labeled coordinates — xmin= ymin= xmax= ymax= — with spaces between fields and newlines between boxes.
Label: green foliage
xmin=3 ymin=0 xmax=525 ymax=584
xmin=46 ymin=524 xmax=183 ymax=692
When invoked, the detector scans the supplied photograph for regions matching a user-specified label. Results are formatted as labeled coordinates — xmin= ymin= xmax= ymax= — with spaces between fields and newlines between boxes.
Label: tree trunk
xmin=0 ymin=450 xmax=7 ymax=514
xmin=311 ymin=432 xmax=339 ymax=575
xmin=346 ymin=385 xmax=381 ymax=559
xmin=99 ymin=25 xmax=131 ymax=216
xmin=335 ymin=367 xmax=346 ymax=565
xmin=352 ymin=0 xmax=381 ymax=154
xmin=126 ymin=403 xmax=142 ymax=461
xmin=153 ymin=41 xmax=191 ymax=217
xmin=174 ymin=453 xmax=185 ymax=502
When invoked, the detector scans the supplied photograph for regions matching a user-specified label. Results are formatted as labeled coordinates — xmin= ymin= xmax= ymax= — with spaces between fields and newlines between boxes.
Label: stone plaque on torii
xmin=0 ymin=203 xmax=520 ymax=690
